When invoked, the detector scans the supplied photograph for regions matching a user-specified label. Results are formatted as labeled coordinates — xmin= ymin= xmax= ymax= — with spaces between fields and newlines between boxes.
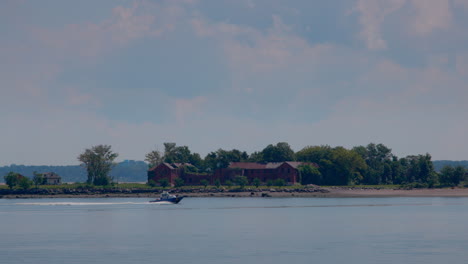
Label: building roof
xmin=228 ymin=162 xmax=314 ymax=170
xmin=42 ymin=172 xmax=61 ymax=179
xmin=149 ymin=162 xmax=194 ymax=171
xmin=229 ymin=162 xmax=267 ymax=169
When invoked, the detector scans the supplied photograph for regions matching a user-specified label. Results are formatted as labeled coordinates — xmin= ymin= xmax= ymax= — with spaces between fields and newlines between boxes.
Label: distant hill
xmin=0 ymin=160 xmax=149 ymax=183
xmin=432 ymin=160 xmax=468 ymax=172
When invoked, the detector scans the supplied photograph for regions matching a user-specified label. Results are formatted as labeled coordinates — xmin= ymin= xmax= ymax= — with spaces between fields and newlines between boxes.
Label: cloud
xmin=29 ymin=2 xmax=175 ymax=61
xmin=410 ymin=0 xmax=452 ymax=36
xmin=456 ymin=52 xmax=468 ymax=76
xmin=353 ymin=0 xmax=406 ymax=50
xmin=174 ymin=96 xmax=208 ymax=124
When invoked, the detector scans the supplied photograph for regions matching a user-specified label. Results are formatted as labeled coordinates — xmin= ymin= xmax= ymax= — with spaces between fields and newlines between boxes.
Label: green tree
xmin=33 ymin=171 xmax=44 ymax=188
xmin=266 ymin=180 xmax=274 ymax=187
xmin=4 ymin=172 xmax=19 ymax=189
xmin=18 ymin=176 xmax=32 ymax=190
xmin=453 ymin=166 xmax=466 ymax=186
xmin=145 ymin=149 xmax=163 ymax=168
xmin=261 ymin=142 xmax=295 ymax=162
xmin=158 ymin=178 xmax=169 ymax=188
xmin=252 ymin=178 xmax=261 ymax=188
xmin=439 ymin=165 xmax=455 ymax=186
xmin=440 ymin=165 xmax=466 ymax=186
xmin=234 ymin=175 xmax=248 ymax=189
xmin=148 ymin=179 xmax=157 ymax=187
xmin=214 ymin=179 xmax=221 ymax=188
xmin=174 ymin=177 xmax=185 ymax=188
xmin=78 ymin=145 xmax=118 ymax=185
xmin=353 ymin=143 xmax=394 ymax=184
xmin=298 ymin=164 xmax=322 ymax=185
xmin=204 ymin=149 xmax=248 ymax=171
xmin=200 ymin=179 xmax=209 ymax=188
xmin=274 ymin=178 xmax=286 ymax=187
xmin=225 ymin=180 xmax=233 ymax=188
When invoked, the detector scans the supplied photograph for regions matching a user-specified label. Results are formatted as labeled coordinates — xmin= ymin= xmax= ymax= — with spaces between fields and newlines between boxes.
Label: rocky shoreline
xmin=0 ymin=186 xmax=330 ymax=199
xmin=2 ymin=185 xmax=468 ymax=199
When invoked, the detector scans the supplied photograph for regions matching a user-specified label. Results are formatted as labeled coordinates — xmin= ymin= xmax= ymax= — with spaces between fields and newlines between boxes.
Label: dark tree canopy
xmin=78 ymin=145 xmax=118 ymax=185
xmin=261 ymin=142 xmax=295 ymax=163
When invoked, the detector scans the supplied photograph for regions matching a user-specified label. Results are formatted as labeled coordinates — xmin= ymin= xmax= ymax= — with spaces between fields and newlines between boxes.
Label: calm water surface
xmin=1 ymin=197 xmax=467 ymax=264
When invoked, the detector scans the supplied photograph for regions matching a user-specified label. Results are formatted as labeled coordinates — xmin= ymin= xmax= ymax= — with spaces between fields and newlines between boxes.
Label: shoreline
xmin=3 ymin=187 xmax=468 ymax=199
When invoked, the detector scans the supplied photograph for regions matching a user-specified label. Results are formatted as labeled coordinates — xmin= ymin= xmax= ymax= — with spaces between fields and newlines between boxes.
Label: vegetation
xmin=78 ymin=145 xmax=119 ymax=186
xmin=4 ymin=172 xmax=20 ymax=189
xmin=17 ymin=176 xmax=32 ymax=190
xmin=145 ymin=149 xmax=163 ymax=168
xmin=174 ymin=178 xmax=185 ymax=188
xmin=214 ymin=179 xmax=221 ymax=188
xmin=252 ymin=178 xmax=261 ymax=188
xmin=33 ymin=172 xmax=44 ymax=188
xmin=158 ymin=178 xmax=169 ymax=188
xmin=200 ymin=179 xmax=209 ymax=188
xmin=234 ymin=175 xmax=248 ymax=189
xmin=3 ymin=141 xmax=468 ymax=189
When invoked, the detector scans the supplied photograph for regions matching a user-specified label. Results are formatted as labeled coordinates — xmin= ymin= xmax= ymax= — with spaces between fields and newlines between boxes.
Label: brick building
xmin=148 ymin=161 xmax=317 ymax=186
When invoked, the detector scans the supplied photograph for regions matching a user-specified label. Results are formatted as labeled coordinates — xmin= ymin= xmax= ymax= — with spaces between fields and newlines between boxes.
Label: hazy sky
xmin=2 ymin=0 xmax=468 ymax=165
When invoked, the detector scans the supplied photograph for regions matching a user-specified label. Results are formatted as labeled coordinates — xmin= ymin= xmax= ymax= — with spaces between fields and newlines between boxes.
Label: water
xmin=1 ymin=197 xmax=467 ymax=264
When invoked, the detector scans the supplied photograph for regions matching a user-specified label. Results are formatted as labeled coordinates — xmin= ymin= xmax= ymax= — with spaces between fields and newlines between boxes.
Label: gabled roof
xmin=42 ymin=172 xmax=61 ymax=179
xmin=229 ymin=162 xmax=267 ymax=169
xmin=229 ymin=161 xmax=318 ymax=170
xmin=149 ymin=162 xmax=194 ymax=171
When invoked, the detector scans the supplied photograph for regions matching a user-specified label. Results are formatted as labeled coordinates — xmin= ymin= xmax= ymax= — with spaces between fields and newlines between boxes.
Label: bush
xmin=234 ymin=175 xmax=248 ymax=189
xmin=158 ymin=178 xmax=170 ymax=188
xmin=266 ymin=180 xmax=274 ymax=187
xmin=18 ymin=177 xmax=32 ymax=190
xmin=200 ymin=179 xmax=209 ymax=188
xmin=225 ymin=180 xmax=233 ymax=188
xmin=174 ymin=178 xmax=184 ymax=188
xmin=147 ymin=179 xmax=157 ymax=187
xmin=252 ymin=178 xmax=261 ymax=188
xmin=214 ymin=179 xmax=221 ymax=188
xmin=274 ymin=178 xmax=286 ymax=187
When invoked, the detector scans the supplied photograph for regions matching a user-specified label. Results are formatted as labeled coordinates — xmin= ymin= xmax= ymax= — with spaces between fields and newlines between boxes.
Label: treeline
xmin=2 ymin=142 xmax=467 ymax=187
xmin=0 ymin=160 xmax=148 ymax=183
xmin=145 ymin=142 xmax=467 ymax=187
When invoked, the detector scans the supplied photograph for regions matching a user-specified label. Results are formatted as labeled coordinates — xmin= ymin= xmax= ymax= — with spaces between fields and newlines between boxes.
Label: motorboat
xmin=149 ymin=191 xmax=184 ymax=204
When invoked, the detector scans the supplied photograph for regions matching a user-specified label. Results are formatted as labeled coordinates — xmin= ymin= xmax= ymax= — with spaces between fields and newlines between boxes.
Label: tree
xmin=200 ymin=179 xmax=209 ymax=188
xmin=159 ymin=178 xmax=169 ymax=188
xmin=261 ymin=142 xmax=295 ymax=162
xmin=33 ymin=171 xmax=44 ymax=188
xmin=4 ymin=172 xmax=19 ymax=189
xmin=298 ymin=164 xmax=322 ymax=185
xmin=78 ymin=145 xmax=118 ymax=185
xmin=145 ymin=149 xmax=163 ymax=168
xmin=266 ymin=180 xmax=274 ymax=187
xmin=234 ymin=175 xmax=248 ymax=189
xmin=252 ymin=178 xmax=261 ymax=188
xmin=225 ymin=180 xmax=233 ymax=188
xmin=214 ymin=179 xmax=221 ymax=188
xmin=274 ymin=178 xmax=286 ymax=187
xmin=174 ymin=177 xmax=185 ymax=188
xmin=440 ymin=165 xmax=466 ymax=186
xmin=453 ymin=166 xmax=466 ymax=186
xmin=204 ymin=149 xmax=248 ymax=171
xmin=148 ymin=179 xmax=157 ymax=187
xmin=18 ymin=176 xmax=32 ymax=190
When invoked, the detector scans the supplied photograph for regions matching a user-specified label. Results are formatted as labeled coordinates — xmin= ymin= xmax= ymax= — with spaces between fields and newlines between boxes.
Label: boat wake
xmin=14 ymin=202 xmax=168 ymax=206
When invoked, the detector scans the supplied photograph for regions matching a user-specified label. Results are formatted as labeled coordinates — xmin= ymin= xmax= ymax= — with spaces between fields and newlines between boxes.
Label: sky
xmin=2 ymin=0 xmax=468 ymax=165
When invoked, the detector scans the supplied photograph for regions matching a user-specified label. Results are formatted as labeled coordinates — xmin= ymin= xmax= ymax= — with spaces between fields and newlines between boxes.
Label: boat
xmin=149 ymin=191 xmax=184 ymax=204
